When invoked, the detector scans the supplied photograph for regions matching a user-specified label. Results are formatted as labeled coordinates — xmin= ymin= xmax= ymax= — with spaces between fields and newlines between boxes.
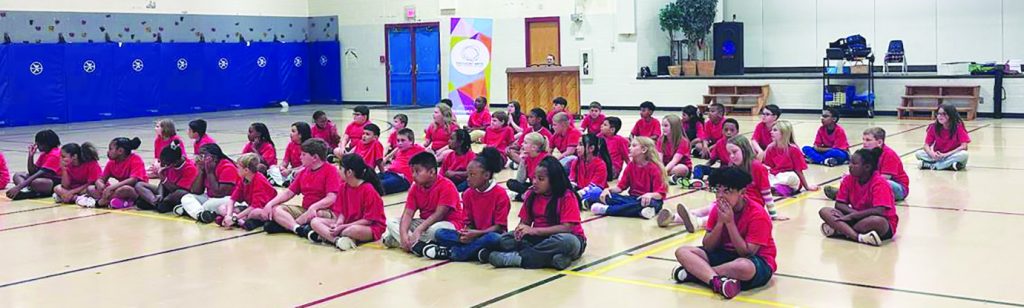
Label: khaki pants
xmin=382 ymin=218 xmax=455 ymax=248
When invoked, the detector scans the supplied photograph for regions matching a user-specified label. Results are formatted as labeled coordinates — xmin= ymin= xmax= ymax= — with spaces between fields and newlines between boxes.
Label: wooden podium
xmin=506 ymin=66 xmax=580 ymax=116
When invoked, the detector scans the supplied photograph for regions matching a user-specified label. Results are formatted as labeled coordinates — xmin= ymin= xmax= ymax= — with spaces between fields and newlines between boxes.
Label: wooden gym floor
xmin=0 ymin=105 xmax=1020 ymax=307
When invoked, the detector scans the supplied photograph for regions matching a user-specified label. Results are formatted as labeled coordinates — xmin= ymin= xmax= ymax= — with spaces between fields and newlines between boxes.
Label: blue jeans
xmin=434 ymin=229 xmax=502 ymax=261
xmin=888 ymin=179 xmax=907 ymax=201
xmin=380 ymin=171 xmax=410 ymax=195
xmin=604 ymin=193 xmax=663 ymax=218
xmin=802 ymin=146 xmax=849 ymax=165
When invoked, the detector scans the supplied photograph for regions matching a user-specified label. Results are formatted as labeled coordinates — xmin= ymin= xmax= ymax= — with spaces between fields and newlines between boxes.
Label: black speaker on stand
xmin=657 ymin=56 xmax=671 ymax=76
xmin=713 ymin=22 xmax=743 ymax=75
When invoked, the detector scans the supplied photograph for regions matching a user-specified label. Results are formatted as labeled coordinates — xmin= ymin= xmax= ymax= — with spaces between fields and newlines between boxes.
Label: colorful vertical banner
xmin=448 ymin=18 xmax=492 ymax=115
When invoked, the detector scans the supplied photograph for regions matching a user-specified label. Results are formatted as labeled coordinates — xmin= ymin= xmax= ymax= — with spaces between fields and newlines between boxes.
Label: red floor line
xmin=0 ymin=212 xmax=109 ymax=232
xmin=296 ymin=260 xmax=453 ymax=308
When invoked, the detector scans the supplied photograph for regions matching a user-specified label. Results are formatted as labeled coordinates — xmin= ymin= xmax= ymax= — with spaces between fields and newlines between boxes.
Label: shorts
xmin=701 ymin=247 xmax=773 ymax=290
xmin=281 ymin=205 xmax=335 ymax=220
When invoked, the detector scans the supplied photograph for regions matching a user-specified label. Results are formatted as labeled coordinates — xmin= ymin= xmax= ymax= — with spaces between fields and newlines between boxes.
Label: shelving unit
xmin=822 ymin=56 xmax=875 ymax=118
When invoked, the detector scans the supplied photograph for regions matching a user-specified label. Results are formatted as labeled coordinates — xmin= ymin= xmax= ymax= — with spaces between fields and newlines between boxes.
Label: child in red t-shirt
xmin=188 ymin=119 xmax=216 ymax=157
xmin=751 ymin=105 xmax=780 ymax=155
xmin=550 ymin=112 xmax=582 ymax=166
xmin=820 ymin=148 xmax=899 ymax=246
xmin=507 ymin=132 xmax=550 ymax=200
xmin=569 ymin=134 xmax=611 ymax=191
xmin=242 ymin=122 xmax=277 ymax=173
xmin=916 ymin=103 xmax=971 ymax=171
xmin=0 ymin=150 xmax=9 ymax=193
xmin=136 ymin=140 xmax=197 ymax=213
xmin=485 ymin=156 xmax=586 ymax=270
xmin=312 ymin=110 xmax=342 ymax=150
xmin=546 ymin=97 xmax=576 ymax=129
xmin=54 ymin=143 xmax=102 ymax=205
xmin=506 ymin=108 xmax=553 ymax=167
xmin=148 ymin=119 xmax=187 ymax=179
xmin=697 ymin=103 xmax=726 ymax=159
xmin=441 ymin=129 xmax=476 ymax=192
xmin=580 ymin=101 xmax=606 ymax=134
xmin=659 ymin=115 xmax=693 ymax=185
xmin=269 ymin=122 xmax=311 ymax=187
xmin=592 ymin=137 xmax=668 ymax=220
xmin=831 ymin=127 xmax=909 ymax=201
xmin=348 ymin=123 xmax=384 ymax=171
xmin=308 ymin=154 xmax=387 ymax=251
xmin=802 ymin=107 xmax=850 ymax=167
xmin=672 ymin=167 xmax=777 ymax=300
xmin=386 ymin=114 xmax=409 ymax=157
xmin=7 ymin=129 xmax=62 ymax=200
xmin=630 ymin=101 xmax=661 ymax=140
xmin=263 ymin=139 xmax=343 ymax=239
xmin=218 ymin=153 xmax=278 ymax=230
xmin=693 ymin=119 xmax=739 ymax=183
xmin=339 ymin=105 xmax=370 ymax=152
xmin=466 ymin=97 xmax=492 ymax=143
xmin=88 ymin=137 xmax=148 ymax=208
xmin=181 ymin=143 xmax=239 ymax=223
xmin=600 ymin=117 xmax=630 ymax=177
xmin=507 ymin=101 xmax=527 ymax=136
xmin=681 ymin=106 xmax=706 ymax=155
xmin=424 ymin=104 xmax=459 ymax=159
xmin=422 ymin=148 xmax=509 ymax=261
xmin=383 ymin=152 xmax=465 ymax=255
xmin=482 ymin=111 xmax=516 ymax=156
xmin=763 ymin=120 xmax=818 ymax=196
xmin=380 ymin=128 xmax=426 ymax=195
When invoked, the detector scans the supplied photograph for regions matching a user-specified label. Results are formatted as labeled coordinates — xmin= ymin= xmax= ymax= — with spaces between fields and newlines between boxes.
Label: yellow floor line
xmin=587 ymin=232 xmax=704 ymax=275
xmin=559 ymin=270 xmax=800 ymax=308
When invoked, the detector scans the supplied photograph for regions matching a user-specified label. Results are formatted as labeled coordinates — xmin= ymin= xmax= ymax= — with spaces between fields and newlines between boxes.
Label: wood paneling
xmin=507 ymin=66 xmax=580 ymax=116
xmin=527 ymin=20 xmax=559 ymax=66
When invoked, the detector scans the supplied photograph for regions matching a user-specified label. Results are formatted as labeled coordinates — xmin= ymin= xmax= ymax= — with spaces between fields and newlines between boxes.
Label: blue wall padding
xmin=0 ymin=44 xmax=68 ymax=126
xmin=112 ymin=43 xmax=162 ymax=119
xmin=309 ymin=41 xmax=342 ymax=104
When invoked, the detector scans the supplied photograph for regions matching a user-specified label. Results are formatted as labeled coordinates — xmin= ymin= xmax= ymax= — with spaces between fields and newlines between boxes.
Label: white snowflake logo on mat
xmin=132 ymin=59 xmax=145 ymax=72
xmin=320 ymin=55 xmax=328 ymax=66
xmin=293 ymin=56 xmax=303 ymax=68
xmin=83 ymin=60 xmax=96 ymax=73
xmin=218 ymin=58 xmax=229 ymax=70
xmin=257 ymin=56 xmax=267 ymax=68
xmin=29 ymin=61 xmax=44 ymax=75
xmin=176 ymin=58 xmax=189 ymax=71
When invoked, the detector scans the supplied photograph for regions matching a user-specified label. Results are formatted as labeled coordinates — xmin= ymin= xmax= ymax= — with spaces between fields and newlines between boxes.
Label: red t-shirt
xmin=207 ymin=159 xmax=240 ymax=196
xmin=312 ymin=121 xmax=341 ymax=149
xmin=705 ymin=195 xmax=777 ymax=272
xmin=406 ymin=176 xmax=464 ymax=230
xmin=878 ymin=145 xmax=910 ymax=195
xmin=387 ymin=144 xmax=426 ymax=181
xmin=617 ymin=161 xmax=668 ymax=198
xmin=837 ymin=172 xmax=899 ymax=235
xmin=685 ymin=121 xmax=707 ymax=141
xmin=355 ymin=139 xmax=384 ymax=167
xmin=763 ymin=145 xmax=808 ymax=175
xmin=161 ymin=160 xmax=199 ymax=189
xmin=708 ymin=138 xmax=730 ymax=162
xmin=462 ymin=183 xmax=511 ymax=230
xmin=242 ymin=142 xmax=278 ymax=166
xmin=468 ymin=108 xmax=492 ymax=128
xmin=64 ymin=161 xmax=102 ymax=188
xmin=193 ymin=135 xmax=216 ymax=155
xmin=35 ymin=147 xmax=62 ymax=179
xmin=515 ymin=114 xmax=528 ymax=131
xmin=580 ymin=114 xmax=606 ymax=134
xmin=814 ymin=124 xmax=850 ymax=151
xmin=751 ymin=122 xmax=772 ymax=150
xmin=745 ymin=162 xmax=772 ymax=206
xmin=387 ymin=130 xmax=399 ymax=150
xmin=230 ymin=173 xmax=278 ymax=209
xmin=569 ymin=157 xmax=608 ymax=189
xmin=424 ymin=122 xmax=459 ymax=151
xmin=154 ymin=135 xmax=187 ymax=160
xmin=631 ymin=117 xmax=661 ymax=139
xmin=523 ymin=152 xmax=548 ymax=179
xmin=925 ymin=123 xmax=971 ymax=153
xmin=440 ymin=150 xmax=476 ymax=184
xmin=482 ymin=126 xmax=515 ymax=153
xmin=332 ymin=182 xmax=387 ymax=240
xmin=658 ymin=138 xmax=692 ymax=168
xmin=519 ymin=190 xmax=586 ymax=240
xmin=516 ymin=126 xmax=553 ymax=146
xmin=550 ymin=127 xmax=582 ymax=154
xmin=0 ymin=151 xmax=8 ymax=189
xmin=546 ymin=110 xmax=575 ymax=127
xmin=703 ymin=117 xmax=725 ymax=141
xmin=601 ymin=134 xmax=630 ymax=175
xmin=344 ymin=121 xmax=368 ymax=147
xmin=288 ymin=162 xmax=342 ymax=209
xmin=102 ymin=153 xmax=148 ymax=181
xmin=283 ymin=141 xmax=302 ymax=168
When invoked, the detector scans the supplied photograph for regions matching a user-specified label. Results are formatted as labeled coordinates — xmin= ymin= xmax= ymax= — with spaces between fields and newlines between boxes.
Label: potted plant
xmin=679 ymin=0 xmax=718 ymax=76
xmin=659 ymin=1 xmax=685 ymax=76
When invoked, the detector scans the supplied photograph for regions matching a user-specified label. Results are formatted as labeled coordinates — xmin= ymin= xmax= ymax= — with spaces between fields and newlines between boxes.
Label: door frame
xmin=384 ymin=21 xmax=441 ymax=106
xmin=524 ymin=16 xmax=560 ymax=66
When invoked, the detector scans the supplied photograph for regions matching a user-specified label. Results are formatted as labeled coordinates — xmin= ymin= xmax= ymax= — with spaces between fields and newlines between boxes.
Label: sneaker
xmin=307 ymin=231 xmax=323 ymax=244
xmin=335 ymin=236 xmax=357 ymax=251
xmin=382 ymin=234 xmax=400 ymax=248
xmin=640 ymin=207 xmax=656 ymax=219
xmin=263 ymin=220 xmax=289 ymax=234
xmin=668 ymin=175 xmax=680 ymax=185
xmin=423 ymin=244 xmax=452 ymax=260
xmin=242 ymin=219 xmax=265 ymax=231
xmin=672 ymin=266 xmax=690 ymax=283
xmin=690 ymin=179 xmax=706 ymax=190
xmin=823 ymin=158 xmax=838 ymax=167
xmin=590 ymin=203 xmax=608 ymax=215
xmin=488 ymin=251 xmax=522 ymax=268
xmin=920 ymin=162 xmax=932 ymax=170
xmin=75 ymin=196 xmax=97 ymax=208
xmin=821 ymin=223 xmax=836 ymax=237
xmin=477 ymin=248 xmax=493 ymax=264
xmin=656 ymin=208 xmax=674 ymax=228
xmin=410 ymin=241 xmax=428 ymax=257
xmin=172 ymin=204 xmax=186 ymax=216
xmin=52 ymin=193 xmax=62 ymax=203
xmin=773 ymin=184 xmax=793 ymax=197
xmin=824 ymin=186 xmax=838 ymax=200
xmin=710 ymin=276 xmax=741 ymax=299
xmin=677 ymin=203 xmax=695 ymax=233
xmin=295 ymin=224 xmax=314 ymax=239
xmin=109 ymin=198 xmax=133 ymax=209
xmin=679 ymin=177 xmax=692 ymax=188
xmin=550 ymin=253 xmax=573 ymax=270
xmin=858 ymin=230 xmax=882 ymax=246
xmin=197 ymin=210 xmax=218 ymax=224
xmin=952 ymin=162 xmax=966 ymax=171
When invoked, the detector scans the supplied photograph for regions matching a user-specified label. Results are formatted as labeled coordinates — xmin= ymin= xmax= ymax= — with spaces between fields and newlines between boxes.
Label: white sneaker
xmin=590 ymin=203 xmax=608 ymax=215
xmin=52 ymin=193 xmax=61 ymax=203
xmin=335 ymin=237 xmax=357 ymax=251
xmin=821 ymin=223 xmax=836 ymax=237
xmin=75 ymin=196 xmax=97 ymax=208
xmin=858 ymin=231 xmax=882 ymax=246
xmin=640 ymin=207 xmax=656 ymax=219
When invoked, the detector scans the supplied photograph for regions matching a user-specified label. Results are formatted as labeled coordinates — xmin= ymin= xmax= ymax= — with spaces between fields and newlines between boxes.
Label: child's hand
xmin=5 ymin=189 xmax=18 ymax=199
xmin=221 ymin=216 xmax=235 ymax=228
xmin=640 ymin=193 xmax=655 ymax=207
xmin=717 ymin=199 xmax=735 ymax=224
xmin=599 ymin=189 xmax=611 ymax=203
xmin=806 ymin=184 xmax=819 ymax=191
xmin=27 ymin=144 xmax=37 ymax=155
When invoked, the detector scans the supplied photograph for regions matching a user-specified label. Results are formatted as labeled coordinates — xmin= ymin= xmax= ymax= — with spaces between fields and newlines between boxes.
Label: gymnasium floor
xmin=0 ymin=105 xmax=1020 ymax=307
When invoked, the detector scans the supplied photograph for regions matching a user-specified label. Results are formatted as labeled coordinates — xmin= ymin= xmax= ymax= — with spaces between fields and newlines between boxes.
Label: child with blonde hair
xmin=591 ymin=137 xmax=667 ymax=220
xmin=763 ymin=121 xmax=817 ymax=196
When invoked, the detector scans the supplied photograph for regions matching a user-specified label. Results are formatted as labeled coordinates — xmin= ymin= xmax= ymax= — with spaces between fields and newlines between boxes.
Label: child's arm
xmin=938 ymin=143 xmax=969 ymax=158
xmin=723 ymin=220 xmax=761 ymax=257
xmin=59 ymin=163 xmax=72 ymax=190
xmin=412 ymin=205 xmax=451 ymax=239
xmin=398 ymin=209 xmax=416 ymax=248
xmin=813 ymin=144 xmax=832 ymax=152
xmin=701 ymin=217 xmax=726 ymax=251
xmin=24 ymin=145 xmax=39 ymax=174
xmin=7 ymin=169 xmax=53 ymax=197
xmin=298 ymin=192 xmax=337 ymax=224
xmin=204 ymin=169 xmax=234 ymax=197
xmin=795 ymin=170 xmax=818 ymax=191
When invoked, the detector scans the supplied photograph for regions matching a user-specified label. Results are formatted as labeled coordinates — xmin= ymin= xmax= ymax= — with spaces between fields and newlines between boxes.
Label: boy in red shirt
xmin=802 ymin=107 xmax=850 ymax=167
xmin=673 ymin=167 xmax=776 ymax=300
xmin=630 ymin=101 xmax=661 ymax=140
xmin=339 ymin=106 xmax=370 ymax=153
xmin=348 ymin=123 xmax=384 ymax=170
xmin=466 ymin=96 xmax=492 ymax=143
xmin=546 ymin=97 xmax=575 ymax=128
xmin=693 ymin=118 xmax=739 ymax=181
xmin=263 ymin=139 xmax=342 ymax=238
xmin=599 ymin=117 xmax=630 ymax=177
xmin=550 ymin=113 xmax=582 ymax=167
xmin=188 ymin=119 xmax=216 ymax=157
xmin=380 ymin=128 xmax=426 ymax=195
xmin=915 ymin=103 xmax=971 ymax=171
xmin=423 ymin=148 xmax=509 ymax=261
xmin=386 ymin=114 xmax=408 ymax=156
xmin=697 ymin=103 xmax=726 ymax=158
xmin=580 ymin=101 xmax=606 ymax=134
xmin=218 ymin=153 xmax=279 ymax=230
xmin=384 ymin=152 xmax=465 ymax=256
xmin=819 ymin=148 xmax=899 ymax=246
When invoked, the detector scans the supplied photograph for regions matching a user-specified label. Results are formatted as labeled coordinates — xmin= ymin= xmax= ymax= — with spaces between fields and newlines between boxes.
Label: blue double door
xmin=387 ymin=24 xmax=440 ymax=106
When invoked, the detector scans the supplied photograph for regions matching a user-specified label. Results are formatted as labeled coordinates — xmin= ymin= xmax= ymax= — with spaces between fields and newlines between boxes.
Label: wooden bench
xmin=897 ymin=86 xmax=980 ymax=120
xmin=699 ymin=85 xmax=770 ymax=116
